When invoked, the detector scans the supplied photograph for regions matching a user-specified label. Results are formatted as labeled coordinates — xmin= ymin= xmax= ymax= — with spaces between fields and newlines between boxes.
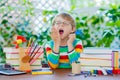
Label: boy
xmin=45 ymin=12 xmax=83 ymax=69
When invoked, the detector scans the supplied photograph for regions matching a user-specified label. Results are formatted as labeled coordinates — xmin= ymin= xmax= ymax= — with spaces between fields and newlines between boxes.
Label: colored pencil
xmin=29 ymin=46 xmax=42 ymax=62
xmin=29 ymin=41 xmax=46 ymax=65
xmin=28 ymin=39 xmax=35 ymax=55
xmin=26 ymin=38 xmax=32 ymax=55
xmin=30 ymin=51 xmax=44 ymax=65
xmin=29 ymin=43 xmax=38 ymax=57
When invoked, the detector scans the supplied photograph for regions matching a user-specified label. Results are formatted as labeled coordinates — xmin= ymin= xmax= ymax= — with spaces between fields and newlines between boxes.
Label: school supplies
xmin=31 ymin=68 xmax=53 ymax=75
xmin=83 ymin=47 xmax=113 ymax=54
xmin=79 ymin=47 xmax=120 ymax=76
xmin=19 ymin=47 xmax=31 ymax=72
xmin=4 ymin=47 xmax=43 ymax=70
xmin=0 ymin=63 xmax=26 ymax=76
xmin=29 ymin=41 xmax=46 ymax=64
xmin=72 ymin=62 xmax=81 ymax=74
xmin=4 ymin=35 xmax=45 ymax=72
xmin=79 ymin=58 xmax=112 ymax=67
xmin=112 ymin=51 xmax=119 ymax=69
xmin=80 ymin=48 xmax=113 ymax=67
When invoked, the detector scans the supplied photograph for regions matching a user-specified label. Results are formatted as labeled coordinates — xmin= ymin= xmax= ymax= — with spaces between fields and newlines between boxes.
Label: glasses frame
xmin=54 ymin=21 xmax=71 ymax=26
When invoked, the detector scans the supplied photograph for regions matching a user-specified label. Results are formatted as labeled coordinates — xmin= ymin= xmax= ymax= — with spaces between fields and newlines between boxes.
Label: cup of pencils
xmin=71 ymin=61 xmax=81 ymax=74
xmin=13 ymin=35 xmax=45 ymax=72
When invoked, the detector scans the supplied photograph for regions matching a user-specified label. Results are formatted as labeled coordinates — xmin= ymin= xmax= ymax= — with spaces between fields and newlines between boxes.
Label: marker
xmin=97 ymin=70 xmax=103 ymax=75
xmin=70 ymin=31 xmax=75 ymax=34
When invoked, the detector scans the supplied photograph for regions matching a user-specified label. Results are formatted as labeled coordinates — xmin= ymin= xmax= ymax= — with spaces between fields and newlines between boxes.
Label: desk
xmin=0 ymin=69 xmax=120 ymax=80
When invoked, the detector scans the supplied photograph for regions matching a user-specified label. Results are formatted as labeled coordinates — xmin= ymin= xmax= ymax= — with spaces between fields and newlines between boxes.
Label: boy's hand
xmin=50 ymin=26 xmax=60 ymax=45
xmin=67 ymin=32 xmax=76 ymax=45
xmin=67 ymin=32 xmax=76 ymax=52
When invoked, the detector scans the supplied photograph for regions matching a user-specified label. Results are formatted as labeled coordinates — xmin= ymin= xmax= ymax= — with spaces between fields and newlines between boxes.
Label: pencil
xmin=28 ymin=39 xmax=35 ymax=55
xmin=29 ymin=46 xmax=41 ymax=62
xmin=29 ymin=44 xmax=38 ymax=57
xmin=26 ymin=38 xmax=32 ymax=55
xmin=29 ymin=41 xmax=46 ymax=64
xmin=30 ymin=51 xmax=44 ymax=65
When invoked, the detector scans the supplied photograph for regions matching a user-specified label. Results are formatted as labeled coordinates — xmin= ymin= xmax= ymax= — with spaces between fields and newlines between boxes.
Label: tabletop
xmin=0 ymin=69 xmax=120 ymax=80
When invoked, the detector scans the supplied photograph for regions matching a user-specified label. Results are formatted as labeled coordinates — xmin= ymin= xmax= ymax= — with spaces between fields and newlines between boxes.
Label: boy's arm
xmin=45 ymin=43 xmax=60 ymax=69
xmin=68 ymin=40 xmax=83 ymax=63
xmin=51 ymin=26 xmax=60 ymax=53
xmin=53 ymin=42 xmax=59 ymax=53
xmin=45 ymin=26 xmax=60 ymax=69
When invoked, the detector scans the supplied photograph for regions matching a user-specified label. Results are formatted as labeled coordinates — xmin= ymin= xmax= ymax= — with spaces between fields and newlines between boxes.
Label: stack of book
xmin=3 ymin=47 xmax=43 ymax=70
xmin=79 ymin=47 xmax=115 ymax=72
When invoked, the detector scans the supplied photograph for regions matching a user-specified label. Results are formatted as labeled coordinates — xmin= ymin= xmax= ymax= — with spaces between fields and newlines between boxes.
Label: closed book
xmin=78 ymin=58 xmax=112 ymax=67
xmin=3 ymin=47 xmax=43 ymax=54
xmin=6 ymin=59 xmax=42 ymax=66
xmin=31 ymin=68 xmax=53 ymax=75
xmin=5 ymin=53 xmax=43 ymax=59
xmin=112 ymin=51 xmax=120 ymax=69
xmin=83 ymin=47 xmax=113 ymax=54
xmin=80 ymin=53 xmax=112 ymax=60
xmin=14 ymin=65 xmax=42 ymax=70
xmin=81 ymin=66 xmax=112 ymax=71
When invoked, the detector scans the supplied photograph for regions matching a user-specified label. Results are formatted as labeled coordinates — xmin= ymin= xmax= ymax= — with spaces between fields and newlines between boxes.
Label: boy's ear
xmin=72 ymin=27 xmax=76 ymax=32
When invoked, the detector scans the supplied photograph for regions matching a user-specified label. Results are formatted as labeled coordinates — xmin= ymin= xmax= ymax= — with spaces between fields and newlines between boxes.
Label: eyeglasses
xmin=54 ymin=21 xmax=71 ymax=26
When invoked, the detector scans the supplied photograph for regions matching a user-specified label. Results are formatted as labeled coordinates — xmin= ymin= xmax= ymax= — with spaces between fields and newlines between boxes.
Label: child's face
xmin=54 ymin=16 xmax=74 ymax=39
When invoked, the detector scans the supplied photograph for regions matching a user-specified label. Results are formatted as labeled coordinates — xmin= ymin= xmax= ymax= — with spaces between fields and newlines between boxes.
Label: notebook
xmin=0 ymin=69 xmax=26 ymax=76
xmin=0 ymin=64 xmax=26 ymax=76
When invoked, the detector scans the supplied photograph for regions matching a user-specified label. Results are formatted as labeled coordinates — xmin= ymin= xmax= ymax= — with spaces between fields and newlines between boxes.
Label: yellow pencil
xmin=26 ymin=38 xmax=32 ymax=55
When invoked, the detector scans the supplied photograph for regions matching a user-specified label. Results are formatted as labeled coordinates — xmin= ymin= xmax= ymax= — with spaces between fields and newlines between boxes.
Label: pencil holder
xmin=19 ymin=47 xmax=31 ymax=72
xmin=71 ymin=61 xmax=81 ymax=74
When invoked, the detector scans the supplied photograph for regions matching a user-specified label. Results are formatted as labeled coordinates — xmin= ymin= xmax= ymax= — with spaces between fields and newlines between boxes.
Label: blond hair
xmin=52 ymin=13 xmax=76 ymax=28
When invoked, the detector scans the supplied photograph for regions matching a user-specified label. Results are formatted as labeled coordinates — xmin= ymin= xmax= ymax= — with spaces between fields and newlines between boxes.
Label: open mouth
xmin=59 ymin=29 xmax=64 ymax=34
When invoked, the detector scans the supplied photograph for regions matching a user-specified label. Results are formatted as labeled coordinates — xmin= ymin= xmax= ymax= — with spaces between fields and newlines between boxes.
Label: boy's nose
xmin=59 ymin=25 xmax=64 ymax=29
xmin=60 ymin=23 xmax=64 ymax=26
xmin=60 ymin=22 xmax=65 ymax=27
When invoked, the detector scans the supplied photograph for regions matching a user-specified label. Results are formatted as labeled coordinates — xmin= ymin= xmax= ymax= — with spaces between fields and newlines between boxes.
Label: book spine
xmin=32 ymin=72 xmax=52 ymax=75
xmin=112 ymin=51 xmax=114 ymax=68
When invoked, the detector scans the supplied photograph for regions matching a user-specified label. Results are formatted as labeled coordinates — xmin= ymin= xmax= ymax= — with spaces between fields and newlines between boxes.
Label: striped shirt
xmin=45 ymin=39 xmax=83 ymax=69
